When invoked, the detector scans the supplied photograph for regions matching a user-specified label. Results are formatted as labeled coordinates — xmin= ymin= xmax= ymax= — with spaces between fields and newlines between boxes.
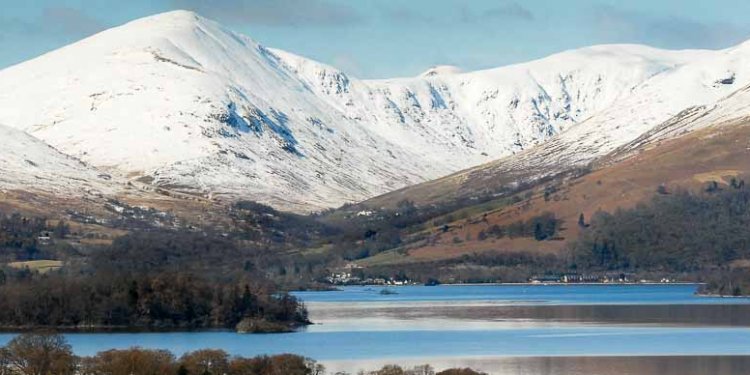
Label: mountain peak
xmin=419 ymin=65 xmax=463 ymax=77
xmin=133 ymin=9 xmax=203 ymax=26
xmin=109 ymin=10 xmax=229 ymax=42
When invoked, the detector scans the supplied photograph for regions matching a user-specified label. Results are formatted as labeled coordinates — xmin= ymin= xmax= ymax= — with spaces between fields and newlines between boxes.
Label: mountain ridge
xmin=1 ymin=10 xmax=748 ymax=212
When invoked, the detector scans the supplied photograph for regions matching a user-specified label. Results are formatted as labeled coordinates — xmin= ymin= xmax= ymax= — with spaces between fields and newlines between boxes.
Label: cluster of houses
xmin=325 ymin=271 xmax=360 ymax=285
xmin=530 ymin=273 xmax=675 ymax=284
xmin=325 ymin=269 xmax=676 ymax=286
xmin=324 ymin=271 xmax=413 ymax=286
xmin=325 ymin=264 xmax=414 ymax=285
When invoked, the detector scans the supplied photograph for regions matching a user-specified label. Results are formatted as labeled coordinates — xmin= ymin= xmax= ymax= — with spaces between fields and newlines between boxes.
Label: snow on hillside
xmin=0 ymin=124 xmax=116 ymax=196
xmin=0 ymin=10 xmax=748 ymax=211
xmin=473 ymin=38 xmax=750 ymax=183
xmin=273 ymin=43 xmax=701 ymax=164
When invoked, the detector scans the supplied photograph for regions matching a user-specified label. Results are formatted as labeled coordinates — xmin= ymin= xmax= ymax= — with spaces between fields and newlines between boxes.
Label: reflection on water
xmin=300 ymin=285 xmax=750 ymax=373
xmin=2 ymin=285 xmax=749 ymax=374
xmin=293 ymin=284 xmax=750 ymax=305
xmin=325 ymin=356 xmax=750 ymax=375
xmin=2 ymin=327 xmax=749 ymax=361
xmin=307 ymin=302 xmax=750 ymax=331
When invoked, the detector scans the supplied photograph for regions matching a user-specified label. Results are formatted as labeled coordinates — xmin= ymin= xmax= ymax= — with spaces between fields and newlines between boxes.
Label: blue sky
xmin=2 ymin=0 xmax=750 ymax=78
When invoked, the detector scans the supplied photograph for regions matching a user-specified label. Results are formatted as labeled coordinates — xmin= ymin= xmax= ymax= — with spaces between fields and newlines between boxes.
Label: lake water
xmin=2 ymin=284 xmax=750 ymax=374
xmin=293 ymin=284 xmax=750 ymax=305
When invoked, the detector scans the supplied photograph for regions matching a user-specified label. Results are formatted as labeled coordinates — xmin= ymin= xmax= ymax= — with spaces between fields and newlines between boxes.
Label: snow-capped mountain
xmin=1 ymin=10 xmax=749 ymax=212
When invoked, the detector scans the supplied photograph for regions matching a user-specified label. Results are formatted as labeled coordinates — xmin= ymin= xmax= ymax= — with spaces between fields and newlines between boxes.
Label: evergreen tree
xmin=533 ymin=222 xmax=546 ymax=241
xmin=54 ymin=220 xmax=70 ymax=239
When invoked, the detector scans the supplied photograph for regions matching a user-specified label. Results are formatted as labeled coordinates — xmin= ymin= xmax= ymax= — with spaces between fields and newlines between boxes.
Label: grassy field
xmin=8 ymin=260 xmax=63 ymax=273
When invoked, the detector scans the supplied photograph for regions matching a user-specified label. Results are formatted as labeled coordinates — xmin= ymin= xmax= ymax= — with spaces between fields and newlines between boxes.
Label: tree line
xmin=571 ymin=184 xmax=750 ymax=273
xmin=0 ymin=333 xmax=486 ymax=375
xmin=0 ymin=272 xmax=307 ymax=331
xmin=477 ymin=212 xmax=560 ymax=241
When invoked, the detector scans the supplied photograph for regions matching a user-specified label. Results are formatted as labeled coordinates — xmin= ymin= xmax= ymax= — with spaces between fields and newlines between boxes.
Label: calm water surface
xmin=293 ymin=284 xmax=750 ymax=304
xmin=2 ymin=284 xmax=750 ymax=374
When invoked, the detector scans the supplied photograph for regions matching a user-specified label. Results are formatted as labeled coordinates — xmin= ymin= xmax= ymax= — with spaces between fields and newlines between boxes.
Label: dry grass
xmin=8 ymin=260 xmax=63 ymax=273
xmin=692 ymin=170 xmax=742 ymax=184
xmin=362 ymin=122 xmax=750 ymax=264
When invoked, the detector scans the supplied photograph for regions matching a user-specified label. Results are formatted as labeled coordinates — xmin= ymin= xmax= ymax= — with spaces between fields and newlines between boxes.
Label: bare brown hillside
xmin=362 ymin=121 xmax=750 ymax=265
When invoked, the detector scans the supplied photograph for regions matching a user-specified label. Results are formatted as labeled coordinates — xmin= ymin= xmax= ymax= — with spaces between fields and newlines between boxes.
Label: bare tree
xmin=4 ymin=333 xmax=76 ymax=375
xmin=179 ymin=349 xmax=230 ymax=375
xmin=79 ymin=348 xmax=176 ymax=375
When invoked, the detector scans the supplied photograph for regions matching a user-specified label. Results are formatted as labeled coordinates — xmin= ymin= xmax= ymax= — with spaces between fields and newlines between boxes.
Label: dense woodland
xmin=571 ymin=181 xmax=750 ymax=294
xmin=0 ymin=270 xmax=307 ymax=331
xmin=0 ymin=333 xmax=486 ymax=375
xmin=571 ymin=184 xmax=750 ymax=272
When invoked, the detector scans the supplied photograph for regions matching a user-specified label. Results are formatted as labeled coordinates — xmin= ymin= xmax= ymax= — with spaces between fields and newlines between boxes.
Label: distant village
xmin=324 ymin=266 xmax=675 ymax=286
xmin=325 ymin=271 xmax=414 ymax=286
xmin=529 ymin=273 xmax=675 ymax=284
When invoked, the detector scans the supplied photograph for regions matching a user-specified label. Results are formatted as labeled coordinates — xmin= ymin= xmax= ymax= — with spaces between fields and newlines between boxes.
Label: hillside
xmin=351 ymin=116 xmax=750 ymax=265
xmin=2 ymin=10 xmax=743 ymax=212
xmin=0 ymin=124 xmax=117 ymax=197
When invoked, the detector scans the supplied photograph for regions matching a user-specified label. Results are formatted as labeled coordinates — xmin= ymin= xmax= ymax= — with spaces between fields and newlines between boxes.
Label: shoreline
xmin=313 ymin=281 xmax=704 ymax=289
xmin=321 ymin=354 xmax=750 ymax=374
xmin=442 ymin=282 xmax=703 ymax=286
xmin=695 ymin=293 xmax=750 ymax=299
xmin=0 ymin=321 xmax=309 ymax=334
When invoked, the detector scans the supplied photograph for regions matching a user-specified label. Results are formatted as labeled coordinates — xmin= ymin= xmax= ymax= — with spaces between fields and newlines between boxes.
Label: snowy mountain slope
xmin=271 ymin=43 xmax=703 ymax=164
xmin=610 ymin=79 xmax=750 ymax=161
xmin=0 ymin=124 xmax=117 ymax=196
xmin=361 ymin=41 xmax=750 ymax=207
xmin=0 ymin=10 xmax=748 ymax=212
xmin=544 ymin=40 xmax=750 ymax=164
xmin=479 ymin=40 xmax=750 ymax=176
